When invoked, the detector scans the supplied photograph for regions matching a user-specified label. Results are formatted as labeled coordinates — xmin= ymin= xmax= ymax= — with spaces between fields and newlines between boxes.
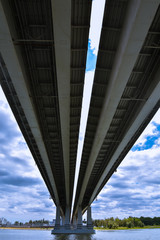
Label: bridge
xmin=0 ymin=0 xmax=160 ymax=234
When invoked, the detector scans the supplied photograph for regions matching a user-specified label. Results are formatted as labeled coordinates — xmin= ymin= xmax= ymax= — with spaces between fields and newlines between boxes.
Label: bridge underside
xmin=0 ymin=0 xmax=160 ymax=233
xmin=73 ymin=0 xmax=160 ymax=218
xmin=0 ymin=0 xmax=91 ymax=219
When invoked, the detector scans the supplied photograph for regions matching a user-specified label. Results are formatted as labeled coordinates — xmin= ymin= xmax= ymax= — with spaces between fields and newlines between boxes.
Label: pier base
xmin=51 ymin=226 xmax=95 ymax=234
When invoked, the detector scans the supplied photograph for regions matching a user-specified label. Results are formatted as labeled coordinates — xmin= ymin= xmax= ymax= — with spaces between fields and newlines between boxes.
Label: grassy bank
xmin=94 ymin=225 xmax=160 ymax=230
xmin=1 ymin=225 xmax=160 ymax=231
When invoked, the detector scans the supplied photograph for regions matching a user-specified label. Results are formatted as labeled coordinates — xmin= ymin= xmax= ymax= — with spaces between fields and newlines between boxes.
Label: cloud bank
xmin=0 ymin=87 xmax=55 ymax=223
xmin=92 ymin=109 xmax=160 ymax=219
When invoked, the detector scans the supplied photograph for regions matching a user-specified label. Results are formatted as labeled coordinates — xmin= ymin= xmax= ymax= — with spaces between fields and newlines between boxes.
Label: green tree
xmin=14 ymin=221 xmax=19 ymax=226
xmin=29 ymin=220 xmax=32 ymax=225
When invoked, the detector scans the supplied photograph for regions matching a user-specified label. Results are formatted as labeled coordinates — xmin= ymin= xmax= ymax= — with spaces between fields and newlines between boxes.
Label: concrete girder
xmin=74 ymin=0 xmax=160 ymax=215
xmin=89 ymin=68 xmax=160 ymax=205
xmin=51 ymin=0 xmax=71 ymax=206
xmin=0 ymin=1 xmax=60 ymax=205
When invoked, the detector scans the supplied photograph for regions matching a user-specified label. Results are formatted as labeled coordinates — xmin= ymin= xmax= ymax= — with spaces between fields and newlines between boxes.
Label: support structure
xmin=87 ymin=206 xmax=93 ymax=229
xmin=73 ymin=0 xmax=160 ymax=220
xmin=52 ymin=204 xmax=95 ymax=234
xmin=54 ymin=206 xmax=60 ymax=229
xmin=77 ymin=206 xmax=82 ymax=229
xmin=61 ymin=214 xmax=65 ymax=226
xmin=73 ymin=215 xmax=77 ymax=228
xmin=64 ymin=206 xmax=70 ymax=229
xmin=51 ymin=0 xmax=71 ymax=208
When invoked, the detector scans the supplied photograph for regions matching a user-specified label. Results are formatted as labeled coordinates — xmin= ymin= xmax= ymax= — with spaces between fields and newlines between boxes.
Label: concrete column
xmin=77 ymin=205 xmax=82 ymax=229
xmin=55 ymin=205 xmax=60 ymax=229
xmin=65 ymin=206 xmax=70 ymax=229
xmin=73 ymin=215 xmax=77 ymax=229
xmin=62 ymin=215 xmax=65 ymax=226
xmin=87 ymin=206 xmax=93 ymax=229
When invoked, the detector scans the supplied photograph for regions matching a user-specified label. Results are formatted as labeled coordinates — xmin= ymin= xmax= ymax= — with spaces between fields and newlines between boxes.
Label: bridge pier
xmin=64 ymin=206 xmax=70 ymax=229
xmin=52 ymin=205 xmax=95 ymax=234
xmin=87 ymin=206 xmax=93 ymax=229
xmin=61 ymin=214 xmax=65 ymax=226
xmin=54 ymin=205 xmax=60 ymax=229
xmin=73 ymin=215 xmax=77 ymax=228
xmin=77 ymin=205 xmax=82 ymax=229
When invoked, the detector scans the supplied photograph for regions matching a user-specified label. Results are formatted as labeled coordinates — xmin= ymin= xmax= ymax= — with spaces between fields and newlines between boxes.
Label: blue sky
xmin=86 ymin=41 xmax=97 ymax=72
xmin=0 ymin=0 xmax=160 ymax=223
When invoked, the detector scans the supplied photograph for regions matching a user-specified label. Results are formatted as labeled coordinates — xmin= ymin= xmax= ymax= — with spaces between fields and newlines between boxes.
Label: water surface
xmin=0 ymin=228 xmax=159 ymax=240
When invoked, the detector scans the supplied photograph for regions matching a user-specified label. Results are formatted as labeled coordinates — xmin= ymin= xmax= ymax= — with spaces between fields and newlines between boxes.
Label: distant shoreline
xmin=94 ymin=225 xmax=160 ymax=230
xmin=1 ymin=226 xmax=160 ymax=231
xmin=0 ymin=227 xmax=53 ymax=230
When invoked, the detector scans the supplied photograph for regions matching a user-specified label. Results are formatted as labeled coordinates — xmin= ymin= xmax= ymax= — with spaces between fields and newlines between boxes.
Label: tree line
xmin=93 ymin=216 xmax=160 ymax=229
xmin=14 ymin=219 xmax=49 ymax=226
xmin=1 ymin=216 xmax=160 ymax=228
xmin=0 ymin=218 xmax=50 ymax=227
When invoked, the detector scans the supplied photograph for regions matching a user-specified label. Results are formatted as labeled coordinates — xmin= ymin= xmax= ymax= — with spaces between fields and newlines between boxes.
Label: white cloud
xmin=133 ymin=109 xmax=160 ymax=148
xmin=79 ymin=70 xmax=95 ymax=138
xmin=89 ymin=0 xmax=106 ymax=55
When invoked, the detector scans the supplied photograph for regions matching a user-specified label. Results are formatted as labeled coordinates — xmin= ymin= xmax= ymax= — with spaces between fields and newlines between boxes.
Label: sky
xmin=0 ymin=0 xmax=160 ymax=223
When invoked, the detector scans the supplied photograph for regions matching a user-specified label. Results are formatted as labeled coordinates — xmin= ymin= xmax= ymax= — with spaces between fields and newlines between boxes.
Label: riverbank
xmin=1 ymin=225 xmax=160 ymax=231
xmin=0 ymin=227 xmax=53 ymax=230
xmin=94 ymin=225 xmax=160 ymax=230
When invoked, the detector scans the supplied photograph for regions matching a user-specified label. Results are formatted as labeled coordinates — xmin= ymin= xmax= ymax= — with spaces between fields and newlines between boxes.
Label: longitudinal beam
xmin=0 ymin=0 xmax=60 ymax=205
xmin=73 ymin=0 xmax=160 ymax=216
xmin=89 ymin=73 xmax=160 ymax=205
xmin=51 ymin=0 xmax=71 ymax=209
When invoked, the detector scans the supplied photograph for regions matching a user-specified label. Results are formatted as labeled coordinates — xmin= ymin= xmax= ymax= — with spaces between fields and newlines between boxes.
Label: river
xmin=0 ymin=228 xmax=160 ymax=240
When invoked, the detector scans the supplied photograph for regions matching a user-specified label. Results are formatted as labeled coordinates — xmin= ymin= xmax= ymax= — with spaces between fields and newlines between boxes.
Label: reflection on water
xmin=53 ymin=234 xmax=95 ymax=240
xmin=50 ymin=228 xmax=160 ymax=240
